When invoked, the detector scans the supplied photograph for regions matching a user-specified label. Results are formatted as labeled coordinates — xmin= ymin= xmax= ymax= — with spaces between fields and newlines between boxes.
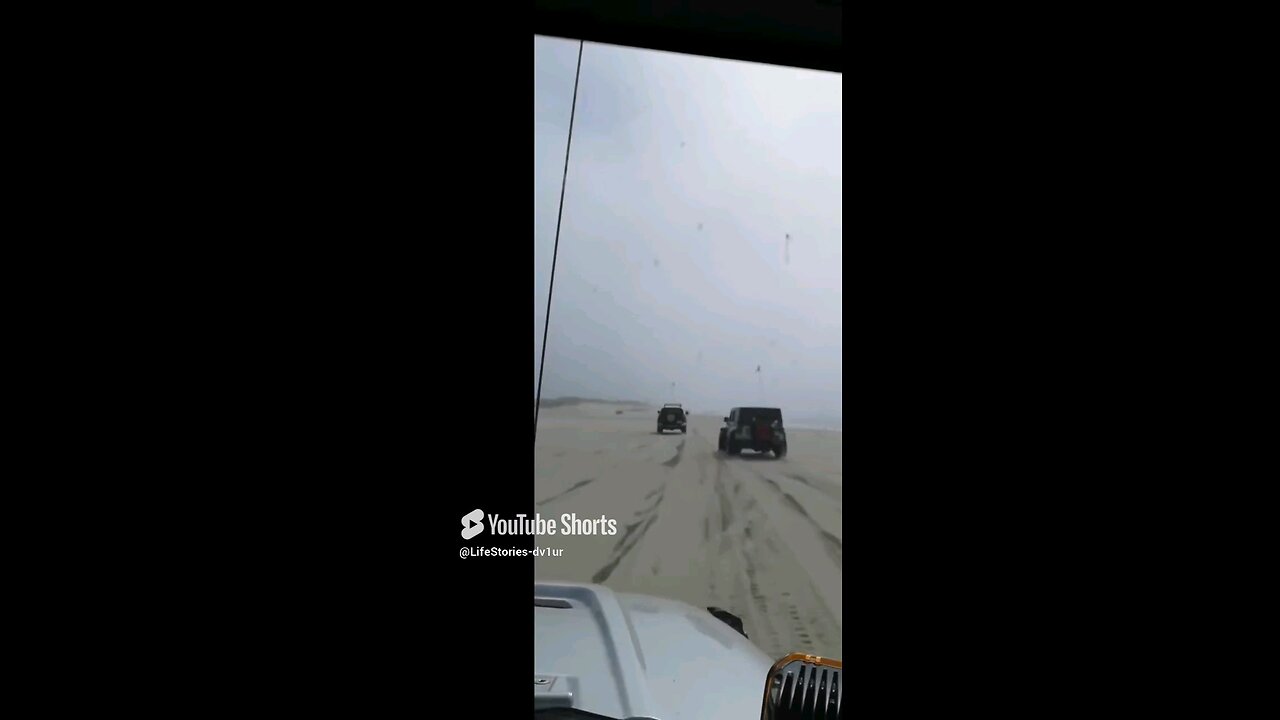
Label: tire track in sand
xmin=760 ymin=477 xmax=842 ymax=570
xmin=591 ymin=477 xmax=667 ymax=583
xmin=662 ymin=439 xmax=686 ymax=468
xmin=713 ymin=446 xmax=843 ymax=640
xmin=708 ymin=452 xmax=840 ymax=659
xmin=535 ymin=478 xmax=596 ymax=507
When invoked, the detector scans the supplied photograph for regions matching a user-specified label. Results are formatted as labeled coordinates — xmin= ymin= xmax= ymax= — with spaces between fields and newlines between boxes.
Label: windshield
xmin=534 ymin=37 xmax=841 ymax=667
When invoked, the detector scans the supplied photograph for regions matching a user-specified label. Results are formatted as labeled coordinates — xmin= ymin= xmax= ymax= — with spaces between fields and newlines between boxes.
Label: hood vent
xmin=767 ymin=657 xmax=842 ymax=720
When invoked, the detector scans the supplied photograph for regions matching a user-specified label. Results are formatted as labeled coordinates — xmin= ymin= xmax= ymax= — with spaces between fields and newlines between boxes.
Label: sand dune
xmin=534 ymin=402 xmax=842 ymax=661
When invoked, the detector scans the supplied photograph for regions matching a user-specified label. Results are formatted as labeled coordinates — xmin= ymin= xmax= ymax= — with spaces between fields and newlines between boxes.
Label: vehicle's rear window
xmin=740 ymin=408 xmax=782 ymax=423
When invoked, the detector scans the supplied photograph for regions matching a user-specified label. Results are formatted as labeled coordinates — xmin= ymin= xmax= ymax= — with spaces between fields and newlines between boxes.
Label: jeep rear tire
xmin=774 ymin=443 xmax=787 ymax=458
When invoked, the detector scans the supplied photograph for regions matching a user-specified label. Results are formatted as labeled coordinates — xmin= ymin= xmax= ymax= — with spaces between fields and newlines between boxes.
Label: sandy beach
xmin=534 ymin=400 xmax=842 ymax=661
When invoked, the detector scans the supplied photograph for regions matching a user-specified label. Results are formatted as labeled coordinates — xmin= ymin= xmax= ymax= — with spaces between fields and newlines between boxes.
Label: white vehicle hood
xmin=534 ymin=580 xmax=774 ymax=720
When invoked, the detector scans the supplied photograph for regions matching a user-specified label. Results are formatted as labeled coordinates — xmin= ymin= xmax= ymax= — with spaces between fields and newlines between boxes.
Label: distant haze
xmin=536 ymin=38 xmax=842 ymax=429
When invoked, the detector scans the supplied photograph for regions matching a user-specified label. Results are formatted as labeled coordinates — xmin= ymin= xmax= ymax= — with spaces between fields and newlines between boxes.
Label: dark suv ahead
xmin=657 ymin=404 xmax=687 ymax=433
xmin=718 ymin=407 xmax=787 ymax=457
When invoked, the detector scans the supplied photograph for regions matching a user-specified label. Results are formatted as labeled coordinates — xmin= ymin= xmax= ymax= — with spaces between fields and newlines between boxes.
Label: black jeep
xmin=718 ymin=407 xmax=787 ymax=457
xmin=656 ymin=404 xmax=687 ymax=433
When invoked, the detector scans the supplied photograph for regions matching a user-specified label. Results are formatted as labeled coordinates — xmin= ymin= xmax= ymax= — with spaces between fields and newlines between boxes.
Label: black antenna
xmin=535 ymin=40 xmax=585 ymax=443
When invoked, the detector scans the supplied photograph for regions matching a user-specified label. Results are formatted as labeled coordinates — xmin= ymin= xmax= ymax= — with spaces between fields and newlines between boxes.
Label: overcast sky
xmin=535 ymin=37 xmax=842 ymax=427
